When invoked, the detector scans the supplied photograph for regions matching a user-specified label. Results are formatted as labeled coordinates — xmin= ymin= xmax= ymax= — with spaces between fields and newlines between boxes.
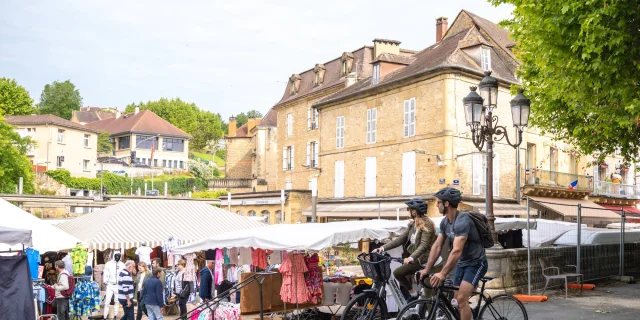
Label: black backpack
xmin=462 ymin=211 xmax=494 ymax=248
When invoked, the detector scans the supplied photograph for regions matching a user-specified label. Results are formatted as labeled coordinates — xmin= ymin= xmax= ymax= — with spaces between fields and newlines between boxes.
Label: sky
xmin=0 ymin=0 xmax=513 ymax=121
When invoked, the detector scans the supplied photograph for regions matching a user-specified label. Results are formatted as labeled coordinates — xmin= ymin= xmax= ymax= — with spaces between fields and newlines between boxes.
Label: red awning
xmin=601 ymin=205 xmax=640 ymax=217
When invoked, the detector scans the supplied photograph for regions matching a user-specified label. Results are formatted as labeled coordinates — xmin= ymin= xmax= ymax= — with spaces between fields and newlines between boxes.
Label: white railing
xmin=593 ymin=181 xmax=640 ymax=199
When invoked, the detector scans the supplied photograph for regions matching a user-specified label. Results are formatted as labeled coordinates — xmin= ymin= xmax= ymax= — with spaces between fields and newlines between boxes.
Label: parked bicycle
xmin=341 ymin=252 xmax=443 ymax=320
xmin=395 ymin=273 xmax=528 ymax=320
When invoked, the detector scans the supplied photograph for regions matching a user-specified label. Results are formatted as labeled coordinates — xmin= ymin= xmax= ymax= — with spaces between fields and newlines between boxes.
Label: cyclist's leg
xmin=393 ymin=261 xmax=422 ymax=294
xmin=454 ymin=260 xmax=488 ymax=320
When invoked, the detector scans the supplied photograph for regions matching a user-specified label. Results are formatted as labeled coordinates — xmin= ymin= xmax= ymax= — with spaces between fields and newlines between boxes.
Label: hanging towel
xmin=229 ymin=248 xmax=238 ymax=265
xmin=223 ymin=249 xmax=230 ymax=264
xmin=237 ymin=248 xmax=251 ymax=265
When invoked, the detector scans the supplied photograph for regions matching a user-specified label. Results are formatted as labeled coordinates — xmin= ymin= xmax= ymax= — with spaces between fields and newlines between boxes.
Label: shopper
xmin=172 ymin=259 xmax=191 ymax=316
xmin=135 ymin=262 xmax=151 ymax=320
xmin=53 ymin=260 xmax=71 ymax=320
xmin=118 ymin=260 xmax=136 ymax=320
xmin=142 ymin=268 xmax=165 ymax=320
xmin=199 ymin=260 xmax=215 ymax=302
xmin=151 ymin=258 xmax=165 ymax=288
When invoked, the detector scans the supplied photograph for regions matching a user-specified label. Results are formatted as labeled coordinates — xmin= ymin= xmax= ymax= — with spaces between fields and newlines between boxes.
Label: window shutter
xmin=283 ymin=147 xmax=288 ymax=171
xmin=593 ymin=166 xmax=599 ymax=183
xmin=287 ymin=113 xmax=293 ymax=136
xmin=410 ymin=98 xmax=416 ymax=137
xmin=372 ymin=108 xmax=377 ymax=143
xmin=402 ymin=152 xmax=416 ymax=196
xmin=307 ymin=108 xmax=311 ymax=130
xmin=314 ymin=109 xmax=319 ymax=127
xmin=404 ymin=100 xmax=409 ymax=137
xmin=341 ymin=117 xmax=345 ymax=148
xmin=365 ymin=157 xmax=377 ymax=197
xmin=335 ymin=161 xmax=345 ymax=198
xmin=473 ymin=153 xmax=481 ymax=195
xmin=306 ymin=142 xmax=310 ymax=165
xmin=366 ymin=109 xmax=371 ymax=143
xmin=314 ymin=141 xmax=320 ymax=167
xmin=336 ymin=117 xmax=340 ymax=148
xmin=290 ymin=146 xmax=294 ymax=170
xmin=493 ymin=153 xmax=500 ymax=196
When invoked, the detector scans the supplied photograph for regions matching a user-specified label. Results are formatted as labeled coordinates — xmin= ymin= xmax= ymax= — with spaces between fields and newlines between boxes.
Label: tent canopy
xmin=554 ymin=228 xmax=640 ymax=245
xmin=171 ymin=219 xmax=408 ymax=254
xmin=0 ymin=226 xmax=32 ymax=248
xmin=0 ymin=199 xmax=80 ymax=252
xmin=57 ymin=200 xmax=265 ymax=251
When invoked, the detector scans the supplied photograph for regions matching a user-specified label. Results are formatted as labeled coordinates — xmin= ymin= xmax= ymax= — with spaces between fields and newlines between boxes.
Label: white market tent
xmin=0 ymin=199 xmax=81 ymax=252
xmin=0 ymin=226 xmax=32 ymax=248
xmin=553 ymin=228 xmax=640 ymax=245
xmin=57 ymin=200 xmax=265 ymax=251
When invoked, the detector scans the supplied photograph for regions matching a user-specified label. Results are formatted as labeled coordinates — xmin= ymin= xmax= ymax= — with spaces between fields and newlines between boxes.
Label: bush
xmin=192 ymin=190 xmax=228 ymax=199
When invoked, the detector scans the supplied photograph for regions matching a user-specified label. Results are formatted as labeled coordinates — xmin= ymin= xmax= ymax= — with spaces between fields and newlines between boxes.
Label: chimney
xmin=116 ymin=111 xmax=121 ymax=119
xmin=134 ymin=106 xmax=140 ymax=115
xmin=436 ymin=17 xmax=448 ymax=43
xmin=373 ymin=38 xmax=401 ymax=58
xmin=345 ymin=72 xmax=357 ymax=87
xmin=228 ymin=116 xmax=237 ymax=137
xmin=247 ymin=118 xmax=258 ymax=133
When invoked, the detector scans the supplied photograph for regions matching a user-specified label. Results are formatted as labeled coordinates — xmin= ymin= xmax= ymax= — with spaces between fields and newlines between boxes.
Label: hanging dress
xmin=214 ymin=249 xmax=224 ymax=285
xmin=279 ymin=253 xmax=309 ymax=304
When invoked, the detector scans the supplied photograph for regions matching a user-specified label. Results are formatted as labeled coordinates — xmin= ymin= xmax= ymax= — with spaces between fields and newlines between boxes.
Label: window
xmin=136 ymin=135 xmax=159 ymax=149
xmin=282 ymin=146 xmax=294 ymax=171
xmin=83 ymin=134 xmax=90 ymax=147
xmin=365 ymin=157 xmax=377 ymax=197
xmin=402 ymin=152 xmax=416 ymax=196
xmin=163 ymin=138 xmax=184 ymax=152
xmin=275 ymin=210 xmax=282 ymax=224
xmin=287 ymin=113 xmax=293 ymax=136
xmin=307 ymin=108 xmax=319 ymax=130
xmin=83 ymin=160 xmax=90 ymax=171
xmin=285 ymin=181 xmax=292 ymax=190
xmin=314 ymin=72 xmax=319 ymax=86
xmin=57 ymin=129 xmax=65 ymax=143
xmin=306 ymin=141 xmax=319 ymax=168
xmin=262 ymin=210 xmax=270 ymax=224
xmin=403 ymin=98 xmax=416 ymax=137
xmin=342 ymin=60 xmax=348 ymax=75
xmin=248 ymin=210 xmax=256 ymax=217
xmin=334 ymin=160 xmax=345 ymax=198
xmin=179 ymin=161 xmax=184 ymax=169
xmin=336 ymin=116 xmax=345 ymax=149
xmin=481 ymin=47 xmax=491 ymax=71
xmin=118 ymin=136 xmax=130 ymax=150
xmin=162 ymin=160 xmax=167 ymax=167
xmin=56 ymin=156 xmax=64 ymax=168
xmin=290 ymin=81 xmax=296 ymax=94
xmin=372 ymin=63 xmax=380 ymax=85
xmin=174 ymin=160 xmax=178 ymax=168
xmin=472 ymin=152 xmax=500 ymax=196
xmin=569 ymin=154 xmax=577 ymax=175
xmin=154 ymin=159 xmax=158 ymax=167
xmin=366 ymin=108 xmax=377 ymax=144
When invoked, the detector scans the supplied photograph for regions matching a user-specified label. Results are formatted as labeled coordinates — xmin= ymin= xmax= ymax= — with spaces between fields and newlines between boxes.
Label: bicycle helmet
xmin=405 ymin=198 xmax=428 ymax=215
xmin=434 ymin=187 xmax=462 ymax=206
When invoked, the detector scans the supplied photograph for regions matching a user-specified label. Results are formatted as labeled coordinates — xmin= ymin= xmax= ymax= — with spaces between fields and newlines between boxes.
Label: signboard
xmin=145 ymin=190 xmax=159 ymax=197
xmin=439 ymin=178 xmax=446 ymax=185
xmin=453 ymin=179 xmax=460 ymax=186
xmin=242 ymin=199 xmax=282 ymax=205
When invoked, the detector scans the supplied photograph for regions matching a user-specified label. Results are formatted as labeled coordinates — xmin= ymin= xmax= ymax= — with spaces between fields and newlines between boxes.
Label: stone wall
xmin=225 ymin=137 xmax=253 ymax=179
xmin=35 ymin=172 xmax=68 ymax=196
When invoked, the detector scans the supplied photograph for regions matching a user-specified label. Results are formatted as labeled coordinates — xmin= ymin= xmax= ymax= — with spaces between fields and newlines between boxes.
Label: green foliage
xmin=37 ymin=80 xmax=82 ymax=120
xmin=45 ymin=169 xmax=207 ymax=195
xmin=37 ymin=188 xmax=58 ymax=196
xmin=192 ymin=190 xmax=228 ymax=199
xmin=235 ymin=113 xmax=248 ymax=128
xmin=124 ymin=98 xmax=224 ymax=151
xmin=215 ymin=148 xmax=226 ymax=162
xmin=0 ymin=78 xmax=35 ymax=116
xmin=191 ymin=151 xmax=213 ymax=162
xmin=97 ymin=131 xmax=113 ymax=154
xmin=0 ymin=116 xmax=35 ymax=193
xmin=188 ymin=159 xmax=222 ymax=179
xmin=491 ymin=0 xmax=640 ymax=162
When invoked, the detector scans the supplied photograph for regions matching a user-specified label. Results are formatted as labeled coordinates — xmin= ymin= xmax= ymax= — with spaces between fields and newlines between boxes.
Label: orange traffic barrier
xmin=567 ymin=284 xmax=595 ymax=290
xmin=513 ymin=294 xmax=548 ymax=302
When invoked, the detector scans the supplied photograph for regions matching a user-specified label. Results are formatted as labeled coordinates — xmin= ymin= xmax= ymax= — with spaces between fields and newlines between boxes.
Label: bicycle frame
xmin=427 ymin=281 xmax=490 ymax=320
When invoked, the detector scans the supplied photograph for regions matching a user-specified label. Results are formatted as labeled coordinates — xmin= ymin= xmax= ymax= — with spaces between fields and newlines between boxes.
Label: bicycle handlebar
xmin=366 ymin=251 xmax=403 ymax=263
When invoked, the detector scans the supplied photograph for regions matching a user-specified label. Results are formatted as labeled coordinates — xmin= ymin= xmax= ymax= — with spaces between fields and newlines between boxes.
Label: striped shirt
xmin=117 ymin=269 xmax=134 ymax=303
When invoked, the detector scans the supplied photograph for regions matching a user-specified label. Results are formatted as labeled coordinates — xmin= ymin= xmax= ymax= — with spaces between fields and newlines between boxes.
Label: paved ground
xmin=523 ymin=280 xmax=640 ymax=320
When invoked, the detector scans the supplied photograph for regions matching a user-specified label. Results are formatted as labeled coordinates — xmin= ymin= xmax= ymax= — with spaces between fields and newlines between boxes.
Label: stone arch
xmin=275 ymin=210 xmax=282 ymax=224
xmin=236 ymin=210 xmax=243 ymax=216
xmin=261 ymin=210 xmax=270 ymax=224
xmin=248 ymin=210 xmax=256 ymax=217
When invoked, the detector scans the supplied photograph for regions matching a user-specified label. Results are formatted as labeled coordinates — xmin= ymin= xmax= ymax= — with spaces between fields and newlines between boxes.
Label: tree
xmin=235 ymin=112 xmax=248 ymax=128
xmin=0 ymin=78 xmax=35 ymax=116
xmin=246 ymin=110 xmax=263 ymax=119
xmin=491 ymin=0 xmax=640 ymax=162
xmin=125 ymin=98 xmax=224 ymax=151
xmin=97 ymin=131 xmax=113 ymax=154
xmin=37 ymin=80 xmax=83 ymax=120
xmin=0 ymin=116 xmax=35 ymax=193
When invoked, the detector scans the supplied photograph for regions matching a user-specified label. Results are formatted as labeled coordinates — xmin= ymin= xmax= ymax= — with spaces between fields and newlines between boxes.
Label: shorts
xmin=453 ymin=259 xmax=488 ymax=287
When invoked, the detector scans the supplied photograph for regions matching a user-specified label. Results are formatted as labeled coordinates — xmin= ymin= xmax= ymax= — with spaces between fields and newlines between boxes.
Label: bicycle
xmin=395 ymin=273 xmax=528 ymax=320
xmin=341 ymin=252 xmax=443 ymax=320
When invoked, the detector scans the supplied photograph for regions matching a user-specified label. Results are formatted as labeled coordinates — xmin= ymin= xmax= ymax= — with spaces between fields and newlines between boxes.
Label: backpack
xmin=60 ymin=273 xmax=75 ymax=297
xmin=463 ymin=211 xmax=494 ymax=248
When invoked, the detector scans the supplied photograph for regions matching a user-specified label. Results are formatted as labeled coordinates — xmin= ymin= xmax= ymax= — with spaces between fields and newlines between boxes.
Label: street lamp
xmin=463 ymin=71 xmax=531 ymax=244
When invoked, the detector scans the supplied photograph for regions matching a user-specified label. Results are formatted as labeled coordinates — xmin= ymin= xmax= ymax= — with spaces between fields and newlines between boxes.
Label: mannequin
xmin=135 ymin=242 xmax=153 ymax=266
xmin=103 ymin=252 xmax=125 ymax=319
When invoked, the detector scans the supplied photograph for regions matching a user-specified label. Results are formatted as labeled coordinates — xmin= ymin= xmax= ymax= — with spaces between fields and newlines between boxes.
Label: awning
xmin=302 ymin=202 xmax=412 ymax=218
xmin=467 ymin=203 xmax=533 ymax=217
xmin=600 ymin=205 xmax=640 ymax=218
xmin=0 ymin=226 xmax=33 ymax=248
xmin=527 ymin=196 xmax=621 ymax=221
xmin=57 ymin=200 xmax=265 ymax=251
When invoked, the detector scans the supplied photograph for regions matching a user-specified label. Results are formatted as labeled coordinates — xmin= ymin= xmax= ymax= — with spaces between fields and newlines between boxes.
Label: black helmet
xmin=405 ymin=198 xmax=428 ymax=215
xmin=434 ymin=187 xmax=462 ymax=206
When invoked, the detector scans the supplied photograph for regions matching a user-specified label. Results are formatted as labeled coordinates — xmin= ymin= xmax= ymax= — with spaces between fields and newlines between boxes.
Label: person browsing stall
xmin=199 ymin=260 xmax=215 ymax=302
xmin=118 ymin=260 xmax=136 ymax=320
xmin=142 ymin=268 xmax=165 ymax=320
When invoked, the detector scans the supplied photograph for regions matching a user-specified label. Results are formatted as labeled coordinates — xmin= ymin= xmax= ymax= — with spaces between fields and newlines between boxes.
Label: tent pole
xmin=527 ymin=197 xmax=531 ymax=296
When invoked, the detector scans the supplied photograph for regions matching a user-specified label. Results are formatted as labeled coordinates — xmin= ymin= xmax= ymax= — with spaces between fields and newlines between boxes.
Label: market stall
xmin=0 ymin=225 xmax=36 ymax=320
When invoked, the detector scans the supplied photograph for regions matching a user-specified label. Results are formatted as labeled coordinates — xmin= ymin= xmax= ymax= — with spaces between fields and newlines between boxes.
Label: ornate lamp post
xmin=463 ymin=71 xmax=531 ymax=244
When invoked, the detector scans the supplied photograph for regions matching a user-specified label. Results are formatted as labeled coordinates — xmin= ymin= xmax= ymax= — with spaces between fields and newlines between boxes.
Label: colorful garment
xmin=229 ymin=248 xmax=238 ymax=265
xmin=251 ymin=248 xmax=267 ymax=270
xmin=26 ymin=248 xmax=40 ymax=280
xmin=184 ymin=253 xmax=197 ymax=281
xmin=304 ymin=253 xmax=323 ymax=304
xmin=70 ymin=244 xmax=88 ymax=275
xmin=279 ymin=253 xmax=309 ymax=304
xmin=223 ymin=249 xmax=230 ymax=264
xmin=69 ymin=280 xmax=100 ymax=316
xmin=214 ymin=249 xmax=224 ymax=285
xmin=237 ymin=248 xmax=251 ymax=265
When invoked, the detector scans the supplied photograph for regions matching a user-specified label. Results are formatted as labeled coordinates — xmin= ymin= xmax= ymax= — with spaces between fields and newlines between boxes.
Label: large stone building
xmin=6 ymin=114 xmax=100 ymax=178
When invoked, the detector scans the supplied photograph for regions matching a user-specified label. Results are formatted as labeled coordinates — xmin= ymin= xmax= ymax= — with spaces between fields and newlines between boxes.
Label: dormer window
xmin=481 ymin=47 xmax=491 ymax=71
xmin=314 ymin=72 xmax=319 ymax=86
xmin=289 ymin=74 xmax=301 ymax=95
xmin=313 ymin=64 xmax=326 ymax=87
xmin=342 ymin=61 xmax=348 ymax=75
xmin=372 ymin=63 xmax=380 ymax=85
xmin=341 ymin=52 xmax=354 ymax=76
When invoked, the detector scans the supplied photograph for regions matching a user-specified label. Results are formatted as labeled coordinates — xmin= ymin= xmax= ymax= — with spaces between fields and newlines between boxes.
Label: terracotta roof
xmin=256 ymin=108 xmax=277 ymax=128
xmin=84 ymin=110 xmax=191 ymax=138
xmin=5 ymin=114 xmax=101 ymax=134
xmin=371 ymin=53 xmax=416 ymax=65
xmin=234 ymin=123 xmax=249 ymax=137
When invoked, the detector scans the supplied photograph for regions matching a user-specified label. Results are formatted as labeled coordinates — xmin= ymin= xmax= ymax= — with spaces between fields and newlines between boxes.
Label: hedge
xmin=45 ymin=169 xmax=208 ymax=196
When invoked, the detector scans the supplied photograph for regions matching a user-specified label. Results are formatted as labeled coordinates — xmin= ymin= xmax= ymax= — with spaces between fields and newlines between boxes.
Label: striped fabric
xmin=56 ymin=200 xmax=265 ymax=251
xmin=117 ymin=270 xmax=134 ymax=302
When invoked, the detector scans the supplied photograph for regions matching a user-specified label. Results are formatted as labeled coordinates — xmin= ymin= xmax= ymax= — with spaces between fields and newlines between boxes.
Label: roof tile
xmin=84 ymin=110 xmax=191 ymax=138
xmin=5 ymin=114 xmax=101 ymax=133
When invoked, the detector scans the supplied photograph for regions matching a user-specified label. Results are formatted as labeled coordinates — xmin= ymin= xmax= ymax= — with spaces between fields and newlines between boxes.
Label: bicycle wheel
xmin=478 ymin=294 xmax=528 ymax=320
xmin=396 ymin=299 xmax=452 ymax=320
xmin=341 ymin=292 xmax=387 ymax=320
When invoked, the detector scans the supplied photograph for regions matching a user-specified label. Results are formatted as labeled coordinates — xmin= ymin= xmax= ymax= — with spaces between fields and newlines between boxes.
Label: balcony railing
xmin=592 ymin=181 xmax=640 ymax=199
xmin=522 ymin=168 xmax=592 ymax=191
xmin=208 ymin=178 xmax=251 ymax=189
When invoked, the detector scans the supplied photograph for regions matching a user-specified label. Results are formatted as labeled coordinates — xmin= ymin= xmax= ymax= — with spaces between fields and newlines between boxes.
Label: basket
xmin=357 ymin=253 xmax=391 ymax=283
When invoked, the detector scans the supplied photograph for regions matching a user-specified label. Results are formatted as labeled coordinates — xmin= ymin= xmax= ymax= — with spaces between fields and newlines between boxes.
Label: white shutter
xmin=366 ymin=109 xmax=371 ymax=143
xmin=404 ymin=100 xmax=410 ymax=137
xmin=341 ymin=117 xmax=345 ymax=148
xmin=287 ymin=113 xmax=293 ymax=136
xmin=290 ymin=146 xmax=294 ymax=170
xmin=314 ymin=109 xmax=319 ymax=129
xmin=493 ymin=153 xmax=500 ymax=196
xmin=307 ymin=108 xmax=311 ymax=130
xmin=473 ymin=153 xmax=481 ymax=195
xmin=336 ymin=117 xmax=341 ymax=148
xmin=306 ymin=142 xmax=310 ymax=165
xmin=365 ymin=157 xmax=377 ymax=197
xmin=402 ymin=152 xmax=416 ymax=196
xmin=410 ymin=98 xmax=416 ymax=137
xmin=283 ymin=147 xmax=288 ymax=171
xmin=335 ymin=161 xmax=345 ymax=198
xmin=314 ymin=141 xmax=320 ymax=167
xmin=372 ymin=108 xmax=377 ymax=143
xmin=593 ymin=165 xmax=599 ymax=183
